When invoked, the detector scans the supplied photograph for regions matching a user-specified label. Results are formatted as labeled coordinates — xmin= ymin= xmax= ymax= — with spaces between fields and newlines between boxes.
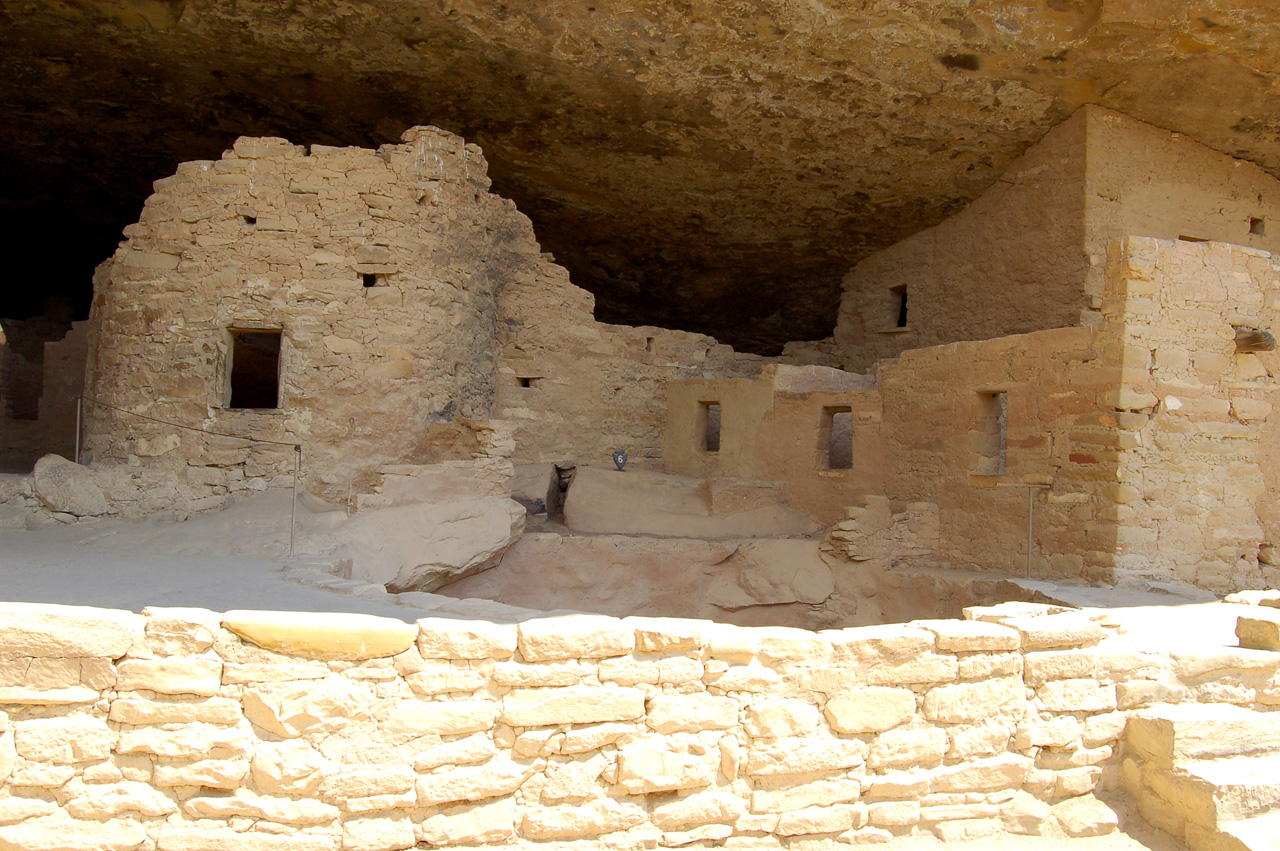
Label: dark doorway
xmin=228 ymin=330 xmax=282 ymax=409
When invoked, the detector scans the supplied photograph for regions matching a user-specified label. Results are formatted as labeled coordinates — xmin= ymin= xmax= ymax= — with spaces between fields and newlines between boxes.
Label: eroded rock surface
xmin=8 ymin=2 xmax=1280 ymax=351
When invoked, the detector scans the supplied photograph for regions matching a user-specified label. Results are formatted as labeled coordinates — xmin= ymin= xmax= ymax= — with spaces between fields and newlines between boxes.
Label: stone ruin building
xmin=6 ymin=24 xmax=1280 ymax=851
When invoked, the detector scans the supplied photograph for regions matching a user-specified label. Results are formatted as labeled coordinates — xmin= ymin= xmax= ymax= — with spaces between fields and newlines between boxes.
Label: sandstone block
xmin=949 ymin=723 xmax=1013 ymax=759
xmin=1053 ymin=795 xmax=1118 ymax=837
xmin=404 ymin=666 xmax=486 ymax=695
xmin=14 ymin=716 xmax=114 ymax=764
xmin=746 ymin=737 xmax=866 ymax=776
xmin=1004 ymin=612 xmax=1104 ymax=650
xmin=378 ymin=699 xmax=496 ymax=737
xmin=1237 ymin=610 xmax=1280 ymax=651
xmin=652 ymin=791 xmax=746 ymax=830
xmin=930 ymin=754 xmax=1033 ymax=793
xmin=141 ymin=606 xmax=220 ymax=656
xmin=0 ymin=602 xmax=136 ymax=659
xmin=867 ymin=725 xmax=947 ymax=769
xmin=752 ymin=778 xmax=862 ymax=813
xmin=343 ymin=813 xmax=415 ymax=851
xmin=744 ymin=698 xmax=821 ymax=738
xmin=416 ymin=758 xmax=535 ymax=805
xmin=934 ymin=818 xmax=1002 ymax=843
xmin=517 ymin=614 xmax=633 ymax=661
xmin=0 ymin=818 xmax=148 ymax=851
xmin=776 ymin=805 xmax=859 ymax=836
xmin=540 ymin=753 xmax=608 ymax=800
xmin=865 ymin=771 xmax=930 ymax=798
xmin=646 ymin=693 xmax=738 ymax=734
xmin=0 ymin=686 xmax=100 ymax=705
xmin=251 ymin=740 xmax=330 ymax=795
xmin=152 ymin=758 xmax=248 ymax=789
xmin=915 ymin=620 xmax=1021 ymax=652
xmin=419 ymin=799 xmax=517 ymax=846
xmin=413 ymin=735 xmax=497 ymax=771
xmin=154 ymin=827 xmax=338 ymax=851
xmin=109 ymin=697 xmax=242 ymax=725
xmin=868 ymin=801 xmax=921 ymax=828
xmin=624 ymin=616 xmax=706 ymax=653
xmin=1003 ymin=791 xmax=1052 ymax=835
xmin=223 ymin=610 xmax=416 ymax=661
xmin=243 ymin=678 xmax=371 ymax=737
xmin=923 ymin=677 xmax=1023 ymax=724
xmin=825 ymin=687 xmax=915 ymax=733
xmin=1013 ymin=716 xmax=1081 ymax=750
xmin=32 ymin=455 xmax=109 ymax=516
xmin=184 ymin=788 xmax=340 ymax=824
xmin=116 ymin=656 xmax=222 ymax=696
xmin=1115 ymin=680 xmax=1185 ymax=710
xmin=322 ymin=765 xmax=416 ymax=801
xmin=521 ymin=798 xmax=647 ymax=840
xmin=492 ymin=660 xmax=591 ymax=687
xmin=0 ymin=796 xmax=55 ymax=824
xmin=116 ymin=724 xmax=252 ymax=759
xmin=616 ymin=745 xmax=715 ymax=793
xmin=501 ymin=686 xmax=644 ymax=727
xmin=66 ymin=780 xmax=178 ymax=818
xmin=417 ymin=617 xmax=517 ymax=659
xmin=1023 ymin=650 xmax=1097 ymax=685
xmin=1037 ymin=679 xmax=1116 ymax=713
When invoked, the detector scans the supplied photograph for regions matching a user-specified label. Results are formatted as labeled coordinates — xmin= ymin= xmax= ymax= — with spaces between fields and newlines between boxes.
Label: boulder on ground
xmin=32 ymin=454 xmax=109 ymax=517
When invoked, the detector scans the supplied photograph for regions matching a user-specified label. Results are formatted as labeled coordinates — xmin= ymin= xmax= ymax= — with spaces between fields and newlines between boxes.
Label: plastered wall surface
xmin=0 ymin=600 xmax=1274 ymax=851
xmin=663 ymin=366 xmax=884 ymax=525
xmin=830 ymin=106 xmax=1280 ymax=373
xmin=82 ymin=128 xmax=758 ymax=503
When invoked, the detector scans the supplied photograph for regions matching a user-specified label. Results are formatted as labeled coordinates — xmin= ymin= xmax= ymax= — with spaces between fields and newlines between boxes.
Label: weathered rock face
xmin=6 ymin=1 xmax=1280 ymax=352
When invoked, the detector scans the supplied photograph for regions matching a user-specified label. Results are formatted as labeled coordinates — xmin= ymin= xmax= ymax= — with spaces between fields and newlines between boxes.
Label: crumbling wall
xmin=1 ymin=599 xmax=1270 ymax=850
xmin=495 ymin=262 xmax=762 ymax=470
xmin=82 ymin=128 xmax=758 ymax=505
xmin=829 ymin=106 xmax=1280 ymax=373
xmin=0 ymin=321 xmax=84 ymax=473
xmin=1101 ymin=237 xmax=1280 ymax=591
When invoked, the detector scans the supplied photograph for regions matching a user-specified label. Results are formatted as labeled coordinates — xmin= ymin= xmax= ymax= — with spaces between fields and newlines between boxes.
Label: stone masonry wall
xmin=879 ymin=324 xmax=1123 ymax=584
xmin=1101 ymin=237 xmax=1280 ymax=592
xmin=82 ymin=127 xmax=758 ymax=503
xmin=830 ymin=105 xmax=1089 ymax=372
xmin=1 ymin=600 xmax=1276 ymax=851
xmin=829 ymin=106 xmax=1280 ymax=373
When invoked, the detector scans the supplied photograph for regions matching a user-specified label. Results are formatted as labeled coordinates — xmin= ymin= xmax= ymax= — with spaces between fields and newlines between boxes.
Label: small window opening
xmin=892 ymin=286 xmax=908 ymax=328
xmin=972 ymin=391 xmax=1008 ymax=476
xmin=227 ymin=329 xmax=282 ymax=410
xmin=517 ymin=376 xmax=539 ymax=388
xmin=1251 ymin=217 xmax=1266 ymax=236
xmin=821 ymin=407 xmax=854 ymax=470
xmin=362 ymin=273 xmax=378 ymax=288
xmin=698 ymin=401 xmax=722 ymax=453
xmin=1178 ymin=234 xmax=1209 ymax=243
xmin=645 ymin=336 xmax=654 ymax=352
xmin=242 ymin=215 xmax=256 ymax=226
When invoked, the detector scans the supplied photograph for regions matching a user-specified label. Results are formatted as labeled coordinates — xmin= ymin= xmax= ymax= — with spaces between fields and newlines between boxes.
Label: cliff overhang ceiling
xmin=4 ymin=0 xmax=1280 ymax=352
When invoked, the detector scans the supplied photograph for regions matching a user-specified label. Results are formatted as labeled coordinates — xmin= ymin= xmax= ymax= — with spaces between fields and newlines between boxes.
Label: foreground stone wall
xmin=0 ymin=600 xmax=1276 ymax=851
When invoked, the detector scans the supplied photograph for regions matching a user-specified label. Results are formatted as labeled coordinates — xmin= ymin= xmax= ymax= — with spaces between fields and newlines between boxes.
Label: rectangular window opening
xmin=362 ymin=273 xmax=379 ymax=288
xmin=698 ymin=401 xmax=722 ymax=453
xmin=821 ymin=407 xmax=854 ymax=470
xmin=242 ymin=214 xmax=257 ymax=226
xmin=891 ymin=285 xmax=908 ymax=328
xmin=972 ymin=391 xmax=1008 ymax=477
xmin=1251 ymin=217 xmax=1266 ymax=236
xmin=517 ymin=376 xmax=540 ymax=388
xmin=227 ymin=329 xmax=282 ymax=410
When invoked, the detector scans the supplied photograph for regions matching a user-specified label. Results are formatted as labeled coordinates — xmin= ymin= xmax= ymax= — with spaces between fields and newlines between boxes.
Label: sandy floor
xmin=0 ymin=491 xmax=436 ymax=620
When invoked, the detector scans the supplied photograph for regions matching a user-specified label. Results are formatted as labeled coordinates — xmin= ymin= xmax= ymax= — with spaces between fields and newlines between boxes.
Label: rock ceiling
xmin=4 ymin=0 xmax=1280 ymax=352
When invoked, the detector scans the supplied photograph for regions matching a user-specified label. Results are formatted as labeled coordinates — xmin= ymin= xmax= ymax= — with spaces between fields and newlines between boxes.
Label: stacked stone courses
xmin=82 ymin=127 xmax=757 ymax=505
xmin=1 ymin=601 xmax=1277 ymax=849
